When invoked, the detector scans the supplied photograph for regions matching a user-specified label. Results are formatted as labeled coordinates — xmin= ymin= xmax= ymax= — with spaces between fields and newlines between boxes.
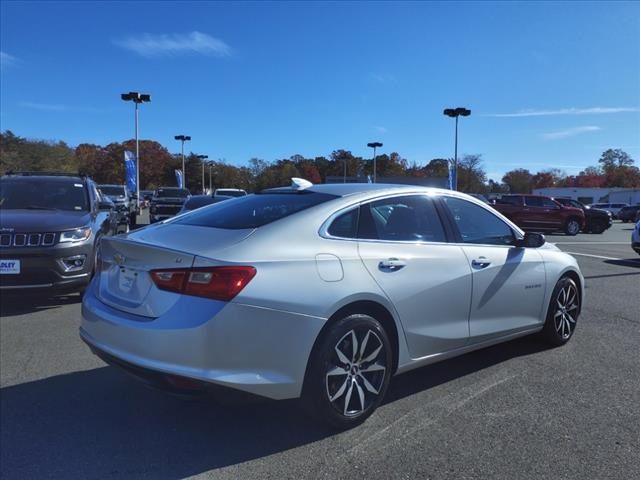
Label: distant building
xmin=608 ymin=189 xmax=640 ymax=205
xmin=533 ymin=187 xmax=636 ymax=205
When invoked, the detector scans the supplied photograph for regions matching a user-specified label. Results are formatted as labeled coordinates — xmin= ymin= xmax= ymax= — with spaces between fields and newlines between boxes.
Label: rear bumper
xmin=80 ymin=283 xmax=326 ymax=400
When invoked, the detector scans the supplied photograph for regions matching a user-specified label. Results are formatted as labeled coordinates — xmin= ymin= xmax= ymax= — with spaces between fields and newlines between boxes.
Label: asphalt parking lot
xmin=1 ymin=222 xmax=638 ymax=479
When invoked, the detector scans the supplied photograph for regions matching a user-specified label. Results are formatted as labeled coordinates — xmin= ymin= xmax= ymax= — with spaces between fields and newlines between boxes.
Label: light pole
xmin=443 ymin=107 xmax=471 ymax=191
xmin=367 ymin=142 xmax=383 ymax=183
xmin=207 ymin=161 xmax=214 ymax=194
xmin=174 ymin=135 xmax=191 ymax=189
xmin=120 ymin=91 xmax=151 ymax=208
xmin=197 ymin=155 xmax=208 ymax=194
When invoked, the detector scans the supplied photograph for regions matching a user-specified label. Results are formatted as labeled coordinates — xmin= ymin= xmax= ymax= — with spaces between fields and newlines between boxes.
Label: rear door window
xmin=327 ymin=208 xmax=359 ymax=238
xmin=358 ymin=195 xmax=446 ymax=242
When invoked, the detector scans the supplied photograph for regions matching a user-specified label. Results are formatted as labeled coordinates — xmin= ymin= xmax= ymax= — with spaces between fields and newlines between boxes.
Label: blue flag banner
xmin=124 ymin=151 xmax=137 ymax=194
xmin=448 ymin=160 xmax=457 ymax=190
xmin=175 ymin=169 xmax=184 ymax=189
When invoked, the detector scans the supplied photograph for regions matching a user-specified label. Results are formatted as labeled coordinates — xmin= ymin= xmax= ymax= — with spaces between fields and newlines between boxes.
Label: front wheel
xmin=542 ymin=277 xmax=580 ymax=346
xmin=564 ymin=218 xmax=581 ymax=236
xmin=304 ymin=314 xmax=392 ymax=429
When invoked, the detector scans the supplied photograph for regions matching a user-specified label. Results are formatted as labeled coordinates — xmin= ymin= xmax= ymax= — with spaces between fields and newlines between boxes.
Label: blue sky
xmin=1 ymin=1 xmax=639 ymax=181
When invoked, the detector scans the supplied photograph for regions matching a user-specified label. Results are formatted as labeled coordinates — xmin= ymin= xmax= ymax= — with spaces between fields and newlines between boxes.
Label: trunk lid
xmin=96 ymin=224 xmax=254 ymax=318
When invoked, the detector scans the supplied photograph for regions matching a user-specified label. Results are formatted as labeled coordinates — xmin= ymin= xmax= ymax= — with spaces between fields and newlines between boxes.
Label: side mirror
xmin=98 ymin=201 xmax=113 ymax=211
xmin=516 ymin=232 xmax=545 ymax=248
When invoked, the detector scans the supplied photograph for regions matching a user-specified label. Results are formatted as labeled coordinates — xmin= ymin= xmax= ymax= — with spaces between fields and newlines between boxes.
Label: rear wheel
xmin=564 ymin=218 xmax=581 ymax=236
xmin=542 ymin=277 xmax=580 ymax=346
xmin=304 ymin=314 xmax=392 ymax=429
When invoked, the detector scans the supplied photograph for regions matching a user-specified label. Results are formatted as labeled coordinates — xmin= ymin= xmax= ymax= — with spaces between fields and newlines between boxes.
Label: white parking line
xmin=564 ymin=252 xmax=622 ymax=261
xmin=552 ymin=242 xmax=628 ymax=245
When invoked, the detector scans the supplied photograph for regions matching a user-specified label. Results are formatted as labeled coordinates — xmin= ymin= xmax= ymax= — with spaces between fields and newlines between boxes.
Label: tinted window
xmin=99 ymin=186 xmax=125 ymax=196
xmin=495 ymin=196 xmax=521 ymax=205
xmin=442 ymin=196 xmax=515 ymax=246
xmin=183 ymin=196 xmax=216 ymax=210
xmin=156 ymin=188 xmax=190 ymax=198
xmin=0 ymin=178 xmax=89 ymax=211
xmin=358 ymin=195 xmax=445 ymax=242
xmin=524 ymin=197 xmax=544 ymax=207
xmin=541 ymin=198 xmax=559 ymax=208
xmin=327 ymin=208 xmax=359 ymax=238
xmin=183 ymin=195 xmax=231 ymax=211
xmin=175 ymin=191 xmax=338 ymax=229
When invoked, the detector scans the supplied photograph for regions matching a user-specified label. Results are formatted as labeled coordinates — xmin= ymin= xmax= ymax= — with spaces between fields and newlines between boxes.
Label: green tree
xmin=598 ymin=149 xmax=634 ymax=172
xmin=502 ymin=168 xmax=533 ymax=193
xmin=457 ymin=154 xmax=487 ymax=193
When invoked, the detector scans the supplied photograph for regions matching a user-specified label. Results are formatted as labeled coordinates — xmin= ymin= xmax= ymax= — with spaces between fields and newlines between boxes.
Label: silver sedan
xmin=81 ymin=182 xmax=584 ymax=428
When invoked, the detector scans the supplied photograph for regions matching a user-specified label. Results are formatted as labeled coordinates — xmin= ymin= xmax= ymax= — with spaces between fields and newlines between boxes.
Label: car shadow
xmin=604 ymin=258 xmax=640 ymax=268
xmin=0 ymin=335 xmax=550 ymax=479
xmin=0 ymin=292 xmax=82 ymax=317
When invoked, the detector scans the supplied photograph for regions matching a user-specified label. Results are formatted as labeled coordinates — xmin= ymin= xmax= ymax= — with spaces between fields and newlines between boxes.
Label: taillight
xmin=150 ymin=266 xmax=256 ymax=301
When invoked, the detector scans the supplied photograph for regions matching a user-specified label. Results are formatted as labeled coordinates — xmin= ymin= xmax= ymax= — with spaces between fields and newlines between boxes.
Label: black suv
xmin=553 ymin=197 xmax=612 ymax=234
xmin=0 ymin=172 xmax=115 ymax=293
xmin=617 ymin=205 xmax=640 ymax=223
xmin=149 ymin=187 xmax=190 ymax=223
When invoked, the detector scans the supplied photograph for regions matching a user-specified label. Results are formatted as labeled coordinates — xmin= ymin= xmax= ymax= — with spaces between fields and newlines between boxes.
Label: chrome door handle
xmin=471 ymin=257 xmax=491 ymax=268
xmin=378 ymin=258 xmax=406 ymax=271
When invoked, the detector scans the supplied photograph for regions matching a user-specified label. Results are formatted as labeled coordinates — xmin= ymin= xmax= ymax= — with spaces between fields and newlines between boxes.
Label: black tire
xmin=542 ymin=277 xmax=580 ymax=347
xmin=304 ymin=314 xmax=393 ymax=430
xmin=564 ymin=218 xmax=581 ymax=236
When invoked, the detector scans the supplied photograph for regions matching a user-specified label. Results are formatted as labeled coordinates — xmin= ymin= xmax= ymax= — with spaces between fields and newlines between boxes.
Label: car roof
xmin=2 ymin=173 xmax=87 ymax=182
xmin=282 ymin=182 xmax=452 ymax=197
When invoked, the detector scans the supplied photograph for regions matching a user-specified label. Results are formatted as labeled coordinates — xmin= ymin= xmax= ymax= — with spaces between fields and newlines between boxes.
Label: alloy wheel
xmin=554 ymin=283 xmax=578 ymax=339
xmin=567 ymin=220 xmax=580 ymax=235
xmin=325 ymin=329 xmax=387 ymax=417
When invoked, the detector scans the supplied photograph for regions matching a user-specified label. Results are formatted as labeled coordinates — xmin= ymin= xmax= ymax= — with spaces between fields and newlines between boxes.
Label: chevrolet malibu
xmin=81 ymin=182 xmax=584 ymax=428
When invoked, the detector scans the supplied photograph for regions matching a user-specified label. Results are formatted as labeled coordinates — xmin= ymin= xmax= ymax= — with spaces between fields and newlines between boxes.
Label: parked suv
xmin=616 ymin=205 xmax=640 ymax=223
xmin=0 ymin=172 xmax=115 ymax=293
xmin=588 ymin=202 xmax=629 ymax=219
xmin=552 ymin=197 xmax=612 ymax=234
xmin=492 ymin=194 xmax=585 ymax=235
xmin=149 ymin=187 xmax=190 ymax=223
xmin=98 ymin=184 xmax=135 ymax=231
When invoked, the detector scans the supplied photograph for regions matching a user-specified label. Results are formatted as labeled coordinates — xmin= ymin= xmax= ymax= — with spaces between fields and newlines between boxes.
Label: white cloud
xmin=541 ymin=126 xmax=601 ymax=140
xmin=114 ymin=31 xmax=232 ymax=58
xmin=487 ymin=107 xmax=640 ymax=117
xmin=1 ymin=51 xmax=17 ymax=67
xmin=20 ymin=102 xmax=68 ymax=111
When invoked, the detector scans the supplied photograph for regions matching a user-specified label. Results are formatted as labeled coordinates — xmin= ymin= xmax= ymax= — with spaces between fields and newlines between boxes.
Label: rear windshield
xmin=0 ymin=178 xmax=89 ymax=211
xmin=175 ymin=191 xmax=338 ymax=229
xmin=183 ymin=196 xmax=227 ymax=210
xmin=156 ymin=188 xmax=190 ymax=198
